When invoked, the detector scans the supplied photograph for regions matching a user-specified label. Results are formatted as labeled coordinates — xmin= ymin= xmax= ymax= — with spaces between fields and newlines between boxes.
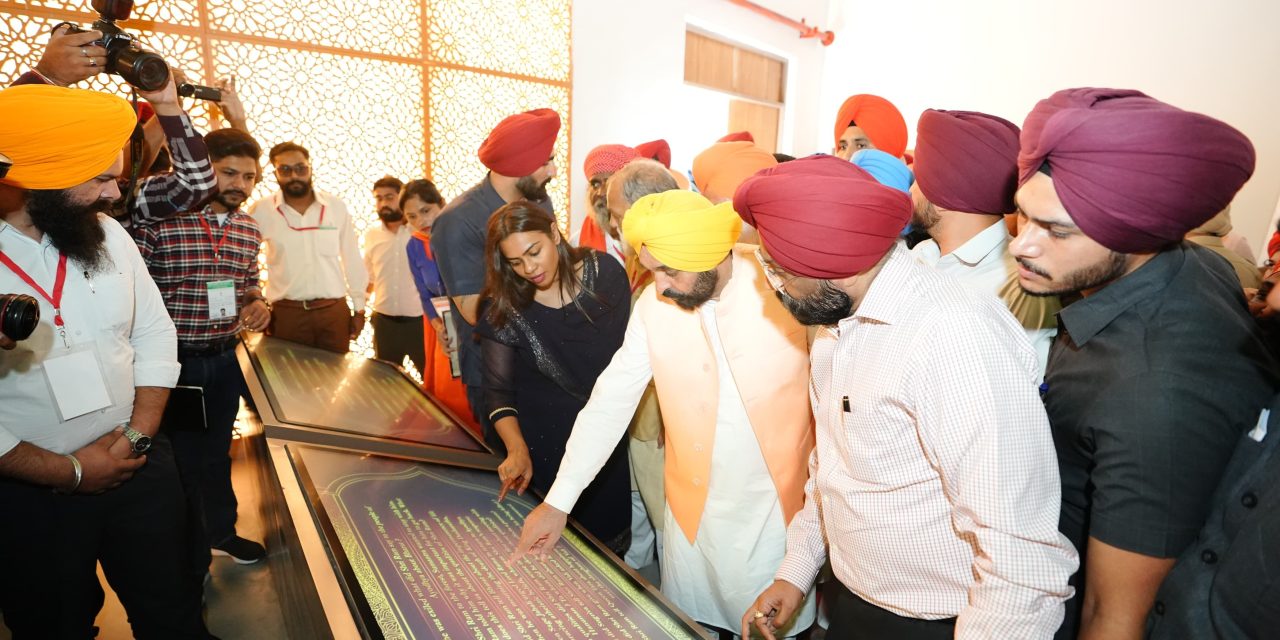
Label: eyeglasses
xmin=274 ymin=163 xmax=311 ymax=177
xmin=754 ymin=247 xmax=796 ymax=293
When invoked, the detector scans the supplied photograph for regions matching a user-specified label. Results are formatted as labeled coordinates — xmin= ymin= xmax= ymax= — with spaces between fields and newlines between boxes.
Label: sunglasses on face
xmin=274 ymin=163 xmax=310 ymax=177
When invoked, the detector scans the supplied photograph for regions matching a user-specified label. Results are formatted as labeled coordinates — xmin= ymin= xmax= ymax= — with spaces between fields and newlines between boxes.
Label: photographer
xmin=13 ymin=23 xmax=217 ymax=228
xmin=0 ymin=85 xmax=213 ymax=639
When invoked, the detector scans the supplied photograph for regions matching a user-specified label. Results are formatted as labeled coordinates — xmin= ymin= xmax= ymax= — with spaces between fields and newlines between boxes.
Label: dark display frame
xmin=286 ymin=443 xmax=710 ymax=640
xmin=239 ymin=334 xmax=494 ymax=467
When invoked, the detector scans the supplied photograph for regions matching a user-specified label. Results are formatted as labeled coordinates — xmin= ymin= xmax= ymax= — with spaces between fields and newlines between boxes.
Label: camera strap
xmin=0 ymin=251 xmax=69 ymax=345
xmin=121 ymin=88 xmax=145 ymax=215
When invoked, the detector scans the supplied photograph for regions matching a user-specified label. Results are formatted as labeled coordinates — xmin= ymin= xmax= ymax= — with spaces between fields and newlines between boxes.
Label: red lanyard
xmin=276 ymin=204 xmax=326 ymax=231
xmin=0 ymin=250 xmax=68 ymax=328
xmin=198 ymin=215 xmax=232 ymax=262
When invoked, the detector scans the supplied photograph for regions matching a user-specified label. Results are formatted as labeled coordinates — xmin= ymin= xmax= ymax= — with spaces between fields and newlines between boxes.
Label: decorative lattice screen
xmin=1 ymin=0 xmax=572 ymax=360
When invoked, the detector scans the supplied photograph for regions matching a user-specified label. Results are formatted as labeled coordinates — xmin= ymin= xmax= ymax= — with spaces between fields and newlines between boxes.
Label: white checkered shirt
xmin=775 ymin=245 xmax=1078 ymax=639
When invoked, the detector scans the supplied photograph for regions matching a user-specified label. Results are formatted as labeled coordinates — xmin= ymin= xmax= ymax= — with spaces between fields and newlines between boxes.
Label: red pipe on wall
xmin=725 ymin=0 xmax=835 ymax=46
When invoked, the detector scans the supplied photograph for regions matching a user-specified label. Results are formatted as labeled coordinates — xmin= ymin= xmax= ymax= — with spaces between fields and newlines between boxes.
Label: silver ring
xmin=753 ymin=611 xmax=765 ymax=620
xmin=81 ymin=47 xmax=88 ymax=57
xmin=89 ymin=58 xmax=97 ymax=67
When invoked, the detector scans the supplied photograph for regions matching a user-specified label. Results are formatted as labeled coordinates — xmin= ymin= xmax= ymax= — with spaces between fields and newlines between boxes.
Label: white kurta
xmin=659 ymin=301 xmax=816 ymax=634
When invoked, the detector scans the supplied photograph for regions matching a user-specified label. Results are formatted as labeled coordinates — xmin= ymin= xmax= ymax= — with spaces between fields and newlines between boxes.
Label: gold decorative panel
xmin=426 ymin=0 xmax=571 ymax=82
xmin=0 ymin=0 xmax=572 ymax=359
xmin=206 ymin=0 xmax=422 ymax=59
xmin=428 ymin=67 xmax=570 ymax=220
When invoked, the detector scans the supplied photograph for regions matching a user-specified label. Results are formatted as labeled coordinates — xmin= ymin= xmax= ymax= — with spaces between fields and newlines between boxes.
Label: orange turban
xmin=833 ymin=94 xmax=908 ymax=159
xmin=692 ymin=141 xmax=777 ymax=202
xmin=583 ymin=144 xmax=639 ymax=179
xmin=478 ymin=108 xmax=561 ymax=177
xmin=635 ymin=139 xmax=672 ymax=168
xmin=0 ymin=84 xmax=135 ymax=190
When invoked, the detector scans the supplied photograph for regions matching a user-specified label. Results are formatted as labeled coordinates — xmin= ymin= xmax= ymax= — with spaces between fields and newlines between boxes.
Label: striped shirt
xmin=775 ymin=244 xmax=1078 ymax=639
xmin=134 ymin=206 xmax=262 ymax=346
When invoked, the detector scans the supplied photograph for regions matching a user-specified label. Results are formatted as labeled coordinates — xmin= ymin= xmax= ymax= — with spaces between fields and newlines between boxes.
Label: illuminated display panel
xmin=291 ymin=445 xmax=708 ymax=640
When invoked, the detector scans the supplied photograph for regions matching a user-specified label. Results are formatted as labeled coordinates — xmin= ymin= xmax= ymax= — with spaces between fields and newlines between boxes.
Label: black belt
xmin=177 ymin=338 xmax=238 ymax=358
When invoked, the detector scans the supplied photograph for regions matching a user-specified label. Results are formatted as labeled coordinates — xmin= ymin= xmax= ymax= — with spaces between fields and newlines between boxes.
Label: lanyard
xmin=276 ymin=204 xmax=326 ymax=231
xmin=0 ymin=250 xmax=69 ymax=344
xmin=198 ymin=215 xmax=232 ymax=262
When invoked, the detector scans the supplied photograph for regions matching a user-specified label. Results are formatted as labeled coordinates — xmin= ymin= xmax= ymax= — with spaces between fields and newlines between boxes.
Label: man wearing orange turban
xmin=1011 ymin=88 xmax=1278 ymax=640
xmin=910 ymin=108 xmax=1058 ymax=378
xmin=432 ymin=108 xmax=562 ymax=449
xmin=515 ymin=189 xmax=817 ymax=637
xmin=0 ymin=84 xmax=212 ymax=638
xmin=692 ymin=140 xmax=776 ymax=205
xmin=734 ymin=155 xmax=1077 ymax=640
xmin=832 ymin=93 xmax=908 ymax=160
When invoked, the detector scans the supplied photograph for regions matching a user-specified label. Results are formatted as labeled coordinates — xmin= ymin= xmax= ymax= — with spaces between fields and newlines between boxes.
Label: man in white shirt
xmin=735 ymin=156 xmax=1076 ymax=640
xmin=363 ymin=175 xmax=425 ymax=372
xmin=909 ymin=109 xmax=1059 ymax=377
xmin=512 ymin=190 xmax=817 ymax=637
xmin=249 ymin=141 xmax=368 ymax=353
xmin=0 ymin=85 xmax=211 ymax=638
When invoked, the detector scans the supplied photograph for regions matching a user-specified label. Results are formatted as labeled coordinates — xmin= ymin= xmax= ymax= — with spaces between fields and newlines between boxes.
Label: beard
xmin=213 ymin=188 xmax=249 ymax=211
xmin=777 ymin=280 xmax=853 ymax=326
xmin=1017 ymin=252 xmax=1127 ymax=297
xmin=281 ymin=177 xmax=313 ymax=199
xmin=26 ymin=189 xmax=111 ymax=273
xmin=911 ymin=196 xmax=940 ymax=233
xmin=377 ymin=206 xmax=404 ymax=224
xmin=662 ymin=269 xmax=718 ymax=310
xmin=516 ymin=174 xmax=551 ymax=201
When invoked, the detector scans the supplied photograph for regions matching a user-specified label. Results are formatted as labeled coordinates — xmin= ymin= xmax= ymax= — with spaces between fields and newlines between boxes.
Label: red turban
xmin=1019 ymin=88 xmax=1255 ymax=254
xmin=635 ymin=139 xmax=672 ymax=168
xmin=583 ymin=144 xmax=639 ymax=179
xmin=914 ymin=109 xmax=1020 ymax=215
xmin=833 ymin=94 xmax=908 ymax=159
xmin=718 ymin=131 xmax=754 ymax=143
xmin=478 ymin=108 xmax=561 ymax=177
xmin=734 ymin=155 xmax=911 ymax=279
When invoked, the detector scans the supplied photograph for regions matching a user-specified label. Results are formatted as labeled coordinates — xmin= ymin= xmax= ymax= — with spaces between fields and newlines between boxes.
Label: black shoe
xmin=211 ymin=536 xmax=266 ymax=564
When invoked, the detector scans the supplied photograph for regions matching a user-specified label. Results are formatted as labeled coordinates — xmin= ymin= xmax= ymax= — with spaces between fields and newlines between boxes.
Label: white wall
xmin=570 ymin=0 xmax=830 ymax=235
xmin=817 ymin=0 xmax=1280 ymax=258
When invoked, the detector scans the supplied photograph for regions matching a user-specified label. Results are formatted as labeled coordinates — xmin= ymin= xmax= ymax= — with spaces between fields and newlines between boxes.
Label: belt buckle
xmin=302 ymin=299 xmax=313 ymax=311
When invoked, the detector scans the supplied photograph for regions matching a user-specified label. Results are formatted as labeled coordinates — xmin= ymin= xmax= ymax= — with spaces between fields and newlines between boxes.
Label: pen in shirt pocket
xmin=841 ymin=396 xmax=850 ymax=413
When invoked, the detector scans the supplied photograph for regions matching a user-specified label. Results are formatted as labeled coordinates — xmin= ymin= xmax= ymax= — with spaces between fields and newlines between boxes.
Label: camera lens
xmin=113 ymin=45 xmax=170 ymax=92
xmin=0 ymin=293 xmax=40 ymax=341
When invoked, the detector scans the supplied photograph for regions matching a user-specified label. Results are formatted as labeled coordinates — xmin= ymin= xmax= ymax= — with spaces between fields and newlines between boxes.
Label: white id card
xmin=43 ymin=344 xmax=112 ymax=421
xmin=207 ymin=280 xmax=237 ymax=320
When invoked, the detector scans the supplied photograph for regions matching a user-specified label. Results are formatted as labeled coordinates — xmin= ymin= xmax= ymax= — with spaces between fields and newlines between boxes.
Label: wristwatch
xmin=121 ymin=424 xmax=153 ymax=455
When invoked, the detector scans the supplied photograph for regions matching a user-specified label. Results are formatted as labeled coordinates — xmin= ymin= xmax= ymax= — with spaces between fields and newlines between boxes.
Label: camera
xmin=0 ymin=294 xmax=40 ymax=341
xmin=177 ymin=83 xmax=223 ymax=102
xmin=64 ymin=0 xmax=170 ymax=91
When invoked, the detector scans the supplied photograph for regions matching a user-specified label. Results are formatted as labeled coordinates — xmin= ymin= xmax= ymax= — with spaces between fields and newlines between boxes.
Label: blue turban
xmin=850 ymin=149 xmax=913 ymax=195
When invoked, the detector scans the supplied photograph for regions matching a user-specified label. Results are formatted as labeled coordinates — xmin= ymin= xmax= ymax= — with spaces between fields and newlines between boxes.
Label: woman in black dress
xmin=475 ymin=200 xmax=632 ymax=553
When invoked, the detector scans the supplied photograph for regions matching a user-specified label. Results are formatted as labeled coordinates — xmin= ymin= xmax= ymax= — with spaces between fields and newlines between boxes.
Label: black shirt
xmin=1044 ymin=242 xmax=1277 ymax=637
xmin=428 ymin=175 xmax=552 ymax=387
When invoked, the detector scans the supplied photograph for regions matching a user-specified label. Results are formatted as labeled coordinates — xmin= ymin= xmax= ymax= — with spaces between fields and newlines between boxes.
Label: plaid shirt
xmin=134 ymin=206 xmax=263 ymax=346
xmin=127 ymin=114 xmax=217 ymax=227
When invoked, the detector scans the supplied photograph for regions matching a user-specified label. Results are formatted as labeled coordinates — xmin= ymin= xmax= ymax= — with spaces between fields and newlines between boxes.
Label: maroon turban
xmin=718 ymin=131 xmax=754 ymax=143
xmin=733 ymin=155 xmax=911 ymax=279
xmin=478 ymin=108 xmax=561 ymax=177
xmin=635 ymin=139 xmax=672 ymax=168
xmin=914 ymin=109 xmax=1020 ymax=215
xmin=1019 ymin=88 xmax=1255 ymax=253
xmin=583 ymin=144 xmax=639 ymax=179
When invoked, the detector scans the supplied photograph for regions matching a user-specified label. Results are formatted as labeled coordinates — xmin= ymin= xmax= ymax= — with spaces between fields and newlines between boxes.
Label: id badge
xmin=207 ymin=280 xmax=237 ymax=320
xmin=43 ymin=342 xmax=112 ymax=421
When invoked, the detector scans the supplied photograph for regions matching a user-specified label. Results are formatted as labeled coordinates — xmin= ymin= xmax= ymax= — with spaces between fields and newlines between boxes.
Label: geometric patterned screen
xmin=1 ymin=0 xmax=572 ymax=360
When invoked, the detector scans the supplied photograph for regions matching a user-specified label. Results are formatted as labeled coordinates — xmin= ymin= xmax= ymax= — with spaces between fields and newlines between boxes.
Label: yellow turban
xmin=622 ymin=190 xmax=741 ymax=272
xmin=0 ymin=84 xmax=136 ymax=190
xmin=691 ymin=141 xmax=777 ymax=202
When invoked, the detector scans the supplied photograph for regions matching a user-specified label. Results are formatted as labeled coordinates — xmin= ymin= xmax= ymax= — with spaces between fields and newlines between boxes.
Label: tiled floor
xmin=0 ymin=422 xmax=286 ymax=640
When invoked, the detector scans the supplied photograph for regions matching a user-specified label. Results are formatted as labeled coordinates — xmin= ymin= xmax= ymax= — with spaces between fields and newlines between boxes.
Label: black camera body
xmin=65 ymin=0 xmax=169 ymax=91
